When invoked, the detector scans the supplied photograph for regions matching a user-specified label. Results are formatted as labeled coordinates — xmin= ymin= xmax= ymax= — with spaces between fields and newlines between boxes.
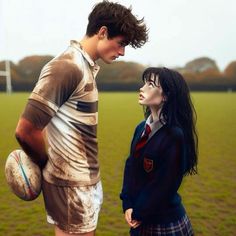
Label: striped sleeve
xmin=29 ymin=59 xmax=83 ymax=115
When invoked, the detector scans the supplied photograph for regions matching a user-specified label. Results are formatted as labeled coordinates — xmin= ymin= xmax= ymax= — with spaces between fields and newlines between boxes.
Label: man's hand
xmin=125 ymin=208 xmax=141 ymax=229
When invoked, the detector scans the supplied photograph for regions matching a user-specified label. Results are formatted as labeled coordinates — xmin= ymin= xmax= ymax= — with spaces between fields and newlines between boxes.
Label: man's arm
xmin=15 ymin=60 xmax=83 ymax=169
xmin=15 ymin=117 xmax=48 ymax=169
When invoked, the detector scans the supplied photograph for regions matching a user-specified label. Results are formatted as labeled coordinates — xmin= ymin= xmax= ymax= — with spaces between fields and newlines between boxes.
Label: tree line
xmin=0 ymin=55 xmax=236 ymax=91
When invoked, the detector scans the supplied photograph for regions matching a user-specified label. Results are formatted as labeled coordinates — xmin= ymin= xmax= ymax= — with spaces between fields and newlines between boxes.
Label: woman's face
xmin=138 ymin=74 xmax=165 ymax=107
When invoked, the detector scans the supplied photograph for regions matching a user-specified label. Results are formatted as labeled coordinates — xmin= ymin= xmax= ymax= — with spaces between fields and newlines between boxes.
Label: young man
xmin=15 ymin=1 xmax=148 ymax=236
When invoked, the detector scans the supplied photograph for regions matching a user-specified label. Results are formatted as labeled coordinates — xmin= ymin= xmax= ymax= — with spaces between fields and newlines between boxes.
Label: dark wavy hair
xmin=142 ymin=67 xmax=198 ymax=175
xmin=86 ymin=0 xmax=148 ymax=48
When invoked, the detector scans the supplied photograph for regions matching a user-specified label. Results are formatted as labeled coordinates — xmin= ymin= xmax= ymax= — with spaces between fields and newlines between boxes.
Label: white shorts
xmin=42 ymin=180 xmax=103 ymax=234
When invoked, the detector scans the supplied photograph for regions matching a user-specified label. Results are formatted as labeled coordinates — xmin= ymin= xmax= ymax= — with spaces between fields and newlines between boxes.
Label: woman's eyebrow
xmin=145 ymin=78 xmax=155 ymax=83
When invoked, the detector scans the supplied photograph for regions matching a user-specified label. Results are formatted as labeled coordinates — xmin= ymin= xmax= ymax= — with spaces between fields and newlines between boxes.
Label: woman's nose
xmin=140 ymin=85 xmax=144 ymax=92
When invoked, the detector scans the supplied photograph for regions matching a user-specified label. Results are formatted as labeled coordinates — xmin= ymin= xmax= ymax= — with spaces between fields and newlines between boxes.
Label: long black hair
xmin=142 ymin=67 xmax=198 ymax=175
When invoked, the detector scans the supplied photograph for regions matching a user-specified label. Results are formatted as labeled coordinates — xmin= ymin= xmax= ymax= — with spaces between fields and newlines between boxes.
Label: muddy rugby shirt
xmin=23 ymin=40 xmax=100 ymax=186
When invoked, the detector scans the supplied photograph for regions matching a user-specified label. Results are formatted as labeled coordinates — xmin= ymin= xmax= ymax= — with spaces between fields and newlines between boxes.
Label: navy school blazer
xmin=120 ymin=120 xmax=187 ymax=224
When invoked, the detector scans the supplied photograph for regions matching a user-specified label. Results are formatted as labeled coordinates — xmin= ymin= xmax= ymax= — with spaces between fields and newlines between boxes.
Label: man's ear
xmin=97 ymin=26 xmax=108 ymax=39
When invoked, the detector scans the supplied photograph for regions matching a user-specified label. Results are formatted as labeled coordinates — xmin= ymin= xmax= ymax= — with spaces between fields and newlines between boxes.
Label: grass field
xmin=0 ymin=92 xmax=236 ymax=236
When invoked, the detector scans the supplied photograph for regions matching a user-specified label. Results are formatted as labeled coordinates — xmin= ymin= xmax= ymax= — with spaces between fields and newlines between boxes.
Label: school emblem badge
xmin=143 ymin=158 xmax=153 ymax=173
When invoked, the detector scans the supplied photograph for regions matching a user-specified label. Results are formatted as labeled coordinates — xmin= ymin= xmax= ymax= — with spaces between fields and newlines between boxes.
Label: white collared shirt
xmin=143 ymin=115 xmax=165 ymax=140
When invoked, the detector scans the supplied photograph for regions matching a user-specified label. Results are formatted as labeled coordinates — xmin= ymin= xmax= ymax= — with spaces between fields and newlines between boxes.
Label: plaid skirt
xmin=130 ymin=214 xmax=194 ymax=236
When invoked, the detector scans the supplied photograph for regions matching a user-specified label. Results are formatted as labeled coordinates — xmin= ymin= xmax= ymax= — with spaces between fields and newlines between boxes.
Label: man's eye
xmin=119 ymin=42 xmax=126 ymax=47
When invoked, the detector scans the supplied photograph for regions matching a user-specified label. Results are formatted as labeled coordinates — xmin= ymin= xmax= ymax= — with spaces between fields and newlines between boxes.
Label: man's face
xmin=97 ymin=35 xmax=126 ymax=64
xmin=138 ymin=74 xmax=165 ymax=107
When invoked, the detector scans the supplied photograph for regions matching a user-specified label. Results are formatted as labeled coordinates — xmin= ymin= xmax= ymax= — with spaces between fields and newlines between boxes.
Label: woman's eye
xmin=148 ymin=82 xmax=155 ymax=87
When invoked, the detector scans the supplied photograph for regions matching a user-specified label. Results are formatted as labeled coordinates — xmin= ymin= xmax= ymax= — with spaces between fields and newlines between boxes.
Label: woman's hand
xmin=125 ymin=208 xmax=141 ymax=228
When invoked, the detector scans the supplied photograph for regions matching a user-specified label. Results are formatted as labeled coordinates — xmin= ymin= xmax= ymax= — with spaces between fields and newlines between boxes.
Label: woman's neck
xmin=150 ymin=106 xmax=162 ymax=123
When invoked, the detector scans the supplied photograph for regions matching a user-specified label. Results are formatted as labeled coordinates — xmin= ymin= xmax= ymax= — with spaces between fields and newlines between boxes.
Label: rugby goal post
xmin=0 ymin=60 xmax=12 ymax=93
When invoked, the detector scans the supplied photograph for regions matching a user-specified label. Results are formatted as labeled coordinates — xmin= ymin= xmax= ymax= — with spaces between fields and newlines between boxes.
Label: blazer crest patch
xmin=143 ymin=157 xmax=153 ymax=173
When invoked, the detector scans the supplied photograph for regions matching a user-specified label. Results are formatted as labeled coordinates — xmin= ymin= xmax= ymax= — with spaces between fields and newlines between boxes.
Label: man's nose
xmin=118 ymin=47 xmax=125 ymax=56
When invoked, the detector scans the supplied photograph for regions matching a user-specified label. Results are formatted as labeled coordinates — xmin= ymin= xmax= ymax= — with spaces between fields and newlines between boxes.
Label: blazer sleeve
xmin=120 ymin=121 xmax=145 ymax=213
xmin=132 ymin=128 xmax=185 ymax=221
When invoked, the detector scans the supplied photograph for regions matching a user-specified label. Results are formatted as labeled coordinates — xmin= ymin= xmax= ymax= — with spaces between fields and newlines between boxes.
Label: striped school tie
xmin=134 ymin=124 xmax=151 ymax=157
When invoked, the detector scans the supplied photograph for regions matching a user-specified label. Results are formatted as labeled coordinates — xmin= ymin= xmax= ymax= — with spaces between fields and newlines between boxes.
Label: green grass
xmin=0 ymin=92 xmax=236 ymax=235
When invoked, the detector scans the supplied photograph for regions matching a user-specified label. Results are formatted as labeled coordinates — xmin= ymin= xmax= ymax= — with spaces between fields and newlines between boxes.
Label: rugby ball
xmin=5 ymin=149 xmax=42 ymax=201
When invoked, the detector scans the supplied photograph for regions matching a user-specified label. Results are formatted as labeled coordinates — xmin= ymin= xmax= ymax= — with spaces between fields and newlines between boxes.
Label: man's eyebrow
xmin=120 ymin=40 xmax=129 ymax=46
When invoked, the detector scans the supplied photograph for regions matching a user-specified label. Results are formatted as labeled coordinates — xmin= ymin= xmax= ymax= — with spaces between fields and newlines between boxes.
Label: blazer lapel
xmin=131 ymin=123 xmax=145 ymax=153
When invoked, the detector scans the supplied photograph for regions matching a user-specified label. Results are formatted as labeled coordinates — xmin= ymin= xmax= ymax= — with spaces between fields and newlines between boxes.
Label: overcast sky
xmin=0 ymin=0 xmax=235 ymax=70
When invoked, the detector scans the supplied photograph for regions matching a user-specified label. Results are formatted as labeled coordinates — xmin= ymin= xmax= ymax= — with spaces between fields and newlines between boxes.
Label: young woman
xmin=120 ymin=67 xmax=198 ymax=236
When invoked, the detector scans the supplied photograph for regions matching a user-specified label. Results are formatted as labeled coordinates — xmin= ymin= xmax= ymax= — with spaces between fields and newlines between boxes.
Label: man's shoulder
xmin=41 ymin=53 xmax=83 ymax=80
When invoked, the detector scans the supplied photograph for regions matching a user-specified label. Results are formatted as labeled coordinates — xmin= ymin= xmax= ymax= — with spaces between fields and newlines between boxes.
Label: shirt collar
xmin=70 ymin=40 xmax=99 ymax=69
xmin=145 ymin=114 xmax=165 ymax=138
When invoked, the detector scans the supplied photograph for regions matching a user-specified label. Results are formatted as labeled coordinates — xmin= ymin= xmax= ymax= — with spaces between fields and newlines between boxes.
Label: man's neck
xmin=79 ymin=36 xmax=98 ymax=61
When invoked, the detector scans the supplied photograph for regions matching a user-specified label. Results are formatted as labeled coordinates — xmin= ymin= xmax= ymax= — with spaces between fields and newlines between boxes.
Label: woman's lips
xmin=139 ymin=94 xmax=144 ymax=99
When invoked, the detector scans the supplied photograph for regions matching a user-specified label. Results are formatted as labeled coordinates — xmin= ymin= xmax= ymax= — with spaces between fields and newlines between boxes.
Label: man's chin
xmin=102 ymin=58 xmax=113 ymax=64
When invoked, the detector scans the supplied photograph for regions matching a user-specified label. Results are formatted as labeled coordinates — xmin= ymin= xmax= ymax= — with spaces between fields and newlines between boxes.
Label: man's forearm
xmin=15 ymin=118 xmax=48 ymax=169
xmin=16 ymin=133 xmax=48 ymax=169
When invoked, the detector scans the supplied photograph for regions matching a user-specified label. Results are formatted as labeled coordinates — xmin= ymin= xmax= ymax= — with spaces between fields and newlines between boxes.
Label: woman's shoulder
xmin=135 ymin=120 xmax=146 ymax=131
xmin=132 ymin=120 xmax=146 ymax=136
xmin=163 ymin=125 xmax=184 ymax=141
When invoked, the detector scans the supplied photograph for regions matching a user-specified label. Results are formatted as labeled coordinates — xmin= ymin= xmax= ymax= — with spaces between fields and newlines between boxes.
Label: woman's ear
xmin=163 ymin=95 xmax=167 ymax=102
